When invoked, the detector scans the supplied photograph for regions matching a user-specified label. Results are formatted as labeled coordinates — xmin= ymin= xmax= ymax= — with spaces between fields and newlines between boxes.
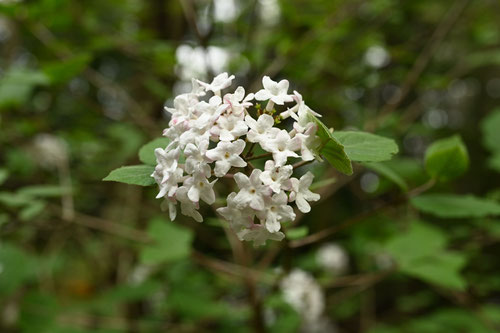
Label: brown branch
xmin=292 ymin=159 xmax=315 ymax=169
xmin=289 ymin=178 xmax=436 ymax=248
xmin=246 ymin=152 xmax=272 ymax=161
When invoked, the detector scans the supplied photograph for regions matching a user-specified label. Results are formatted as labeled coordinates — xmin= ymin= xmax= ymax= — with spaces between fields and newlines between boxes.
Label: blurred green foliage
xmin=1 ymin=0 xmax=500 ymax=332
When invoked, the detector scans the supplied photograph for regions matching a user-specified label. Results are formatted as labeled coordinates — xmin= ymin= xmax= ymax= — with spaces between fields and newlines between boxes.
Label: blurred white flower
xmin=33 ymin=134 xmax=68 ymax=169
xmin=316 ymin=243 xmax=349 ymax=274
xmin=364 ymin=45 xmax=390 ymax=68
xmin=281 ymin=269 xmax=326 ymax=330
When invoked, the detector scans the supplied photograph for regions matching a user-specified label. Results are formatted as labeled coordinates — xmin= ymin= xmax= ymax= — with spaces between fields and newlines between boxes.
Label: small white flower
xmin=217 ymin=192 xmax=255 ymax=228
xmin=206 ymin=139 xmax=247 ymax=177
xmin=257 ymin=191 xmax=295 ymax=233
xmin=154 ymin=147 xmax=180 ymax=178
xmin=262 ymin=130 xmax=301 ymax=166
xmin=260 ymin=160 xmax=293 ymax=193
xmin=255 ymin=76 xmax=293 ymax=105
xmin=211 ymin=113 xmax=248 ymax=141
xmin=289 ymin=172 xmax=320 ymax=213
xmin=163 ymin=197 xmax=178 ymax=221
xmin=183 ymin=172 xmax=216 ymax=204
xmin=190 ymin=95 xmax=224 ymax=131
xmin=245 ymin=114 xmax=279 ymax=144
xmin=184 ymin=140 xmax=211 ymax=176
xmin=233 ymin=169 xmax=272 ymax=210
xmin=292 ymin=122 xmax=321 ymax=162
xmin=237 ymin=225 xmax=285 ymax=246
xmin=190 ymin=78 xmax=206 ymax=97
xmin=223 ymin=86 xmax=254 ymax=115
xmin=176 ymin=186 xmax=203 ymax=222
xmin=281 ymin=91 xmax=321 ymax=121
xmin=153 ymin=166 xmax=183 ymax=199
xmin=197 ymin=72 xmax=235 ymax=95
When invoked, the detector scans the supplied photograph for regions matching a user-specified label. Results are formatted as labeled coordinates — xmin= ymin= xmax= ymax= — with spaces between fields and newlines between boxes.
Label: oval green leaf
xmin=332 ymin=131 xmax=399 ymax=162
xmin=103 ymin=165 xmax=155 ymax=186
xmin=411 ymin=194 xmax=500 ymax=218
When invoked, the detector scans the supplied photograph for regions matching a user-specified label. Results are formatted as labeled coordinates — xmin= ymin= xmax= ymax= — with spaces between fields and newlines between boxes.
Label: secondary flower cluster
xmin=281 ymin=269 xmax=335 ymax=332
xmin=153 ymin=73 xmax=322 ymax=245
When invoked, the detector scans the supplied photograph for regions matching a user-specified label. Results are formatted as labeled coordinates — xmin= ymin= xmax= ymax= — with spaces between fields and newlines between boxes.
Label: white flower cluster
xmin=153 ymin=73 xmax=322 ymax=245
xmin=281 ymin=269 xmax=336 ymax=333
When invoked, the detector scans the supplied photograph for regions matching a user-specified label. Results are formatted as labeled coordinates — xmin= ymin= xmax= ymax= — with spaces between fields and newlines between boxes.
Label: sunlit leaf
xmin=103 ymin=165 xmax=155 ymax=186
xmin=332 ymin=131 xmax=399 ymax=163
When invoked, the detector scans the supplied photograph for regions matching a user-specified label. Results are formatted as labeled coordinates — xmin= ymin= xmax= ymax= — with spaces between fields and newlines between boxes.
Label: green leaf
xmin=0 ymin=68 xmax=50 ymax=109
xmin=332 ymin=131 xmax=399 ymax=163
xmin=286 ymin=226 xmax=309 ymax=240
xmin=103 ymin=165 xmax=155 ymax=186
xmin=0 ymin=191 xmax=32 ymax=207
xmin=140 ymin=217 xmax=194 ymax=265
xmin=402 ymin=252 xmax=467 ymax=290
xmin=138 ymin=137 xmax=170 ymax=165
xmin=411 ymin=194 xmax=500 ymax=218
xmin=385 ymin=222 xmax=467 ymax=290
xmin=0 ymin=243 xmax=36 ymax=295
xmin=19 ymin=201 xmax=46 ymax=221
xmin=18 ymin=185 xmax=69 ymax=197
xmin=42 ymin=54 xmax=91 ymax=84
xmin=306 ymin=112 xmax=352 ymax=175
xmin=424 ymin=135 xmax=469 ymax=181
xmin=480 ymin=108 xmax=500 ymax=153
xmin=386 ymin=223 xmax=447 ymax=262
xmin=363 ymin=162 xmax=408 ymax=191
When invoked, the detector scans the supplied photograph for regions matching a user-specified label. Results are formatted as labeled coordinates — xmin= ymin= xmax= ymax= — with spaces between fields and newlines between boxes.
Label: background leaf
xmin=385 ymin=222 xmax=467 ymax=290
xmin=140 ymin=217 xmax=194 ymax=265
xmin=424 ymin=135 xmax=469 ymax=181
xmin=411 ymin=194 xmax=500 ymax=218
xmin=363 ymin=162 xmax=408 ymax=191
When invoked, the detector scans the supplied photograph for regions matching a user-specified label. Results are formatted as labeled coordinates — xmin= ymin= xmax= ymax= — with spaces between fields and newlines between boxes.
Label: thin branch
xmin=246 ymin=152 xmax=272 ymax=161
xmin=289 ymin=178 xmax=436 ymax=248
xmin=49 ymin=205 xmax=151 ymax=243
xmin=292 ymin=159 xmax=315 ymax=169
